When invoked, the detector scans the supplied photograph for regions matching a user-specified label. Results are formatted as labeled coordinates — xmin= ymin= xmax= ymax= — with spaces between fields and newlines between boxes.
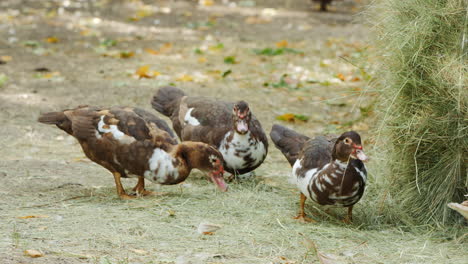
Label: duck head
xmin=232 ymin=101 xmax=251 ymax=135
xmin=332 ymin=131 xmax=368 ymax=162
xmin=179 ymin=142 xmax=228 ymax=192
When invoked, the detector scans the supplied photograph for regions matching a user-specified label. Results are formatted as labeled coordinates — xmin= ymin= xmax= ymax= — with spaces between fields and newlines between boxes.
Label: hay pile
xmin=371 ymin=0 xmax=467 ymax=226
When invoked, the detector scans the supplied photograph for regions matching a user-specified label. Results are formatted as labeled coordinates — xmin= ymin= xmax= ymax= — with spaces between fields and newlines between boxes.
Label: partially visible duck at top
xmin=151 ymin=86 xmax=268 ymax=180
xmin=38 ymin=105 xmax=227 ymax=200
xmin=270 ymin=124 xmax=369 ymax=223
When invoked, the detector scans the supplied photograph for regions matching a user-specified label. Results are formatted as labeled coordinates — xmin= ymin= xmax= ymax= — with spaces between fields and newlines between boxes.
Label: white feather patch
xmin=97 ymin=116 xmax=135 ymax=144
xmin=354 ymin=166 xmax=367 ymax=182
xmin=292 ymin=159 xmax=317 ymax=200
xmin=219 ymin=131 xmax=266 ymax=171
xmin=184 ymin=108 xmax=200 ymax=126
xmin=144 ymin=148 xmax=179 ymax=184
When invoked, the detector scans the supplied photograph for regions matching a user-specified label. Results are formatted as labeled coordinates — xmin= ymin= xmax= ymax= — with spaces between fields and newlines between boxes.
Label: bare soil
xmin=0 ymin=0 xmax=466 ymax=263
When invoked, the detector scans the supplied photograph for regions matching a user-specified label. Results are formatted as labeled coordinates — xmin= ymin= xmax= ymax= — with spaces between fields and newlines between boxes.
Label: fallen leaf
xmin=34 ymin=72 xmax=61 ymax=79
xmin=208 ymin=43 xmax=224 ymax=51
xmin=0 ymin=74 xmax=8 ymax=87
xmin=145 ymin=43 xmax=172 ymax=55
xmin=145 ymin=48 xmax=159 ymax=55
xmin=199 ymin=0 xmax=214 ymax=6
xmin=23 ymin=41 xmax=41 ymax=48
xmin=18 ymin=215 xmax=49 ymax=219
xmin=100 ymin=39 xmax=117 ymax=48
xmin=222 ymin=69 xmax=232 ymax=78
xmin=0 ymin=55 xmax=12 ymax=63
xmin=336 ymin=73 xmax=346 ymax=81
xmin=176 ymin=74 xmax=194 ymax=82
xmin=276 ymin=40 xmax=289 ymax=48
xmin=135 ymin=65 xmax=159 ymax=79
xmin=159 ymin=43 xmax=173 ymax=53
xmin=198 ymin=57 xmax=207 ymax=63
xmin=224 ymin=56 xmax=237 ymax=64
xmin=130 ymin=248 xmax=148 ymax=255
xmin=197 ymin=222 xmax=221 ymax=234
xmin=119 ymin=51 xmax=134 ymax=58
xmin=45 ymin=36 xmax=59 ymax=43
xmin=351 ymin=76 xmax=361 ymax=82
xmin=244 ymin=16 xmax=271 ymax=24
xmin=276 ymin=113 xmax=309 ymax=123
xmin=24 ymin=249 xmax=43 ymax=258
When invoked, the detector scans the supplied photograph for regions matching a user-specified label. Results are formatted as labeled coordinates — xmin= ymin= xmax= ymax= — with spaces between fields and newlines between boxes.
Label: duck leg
xmin=132 ymin=176 xmax=155 ymax=196
xmin=343 ymin=205 xmax=353 ymax=224
xmin=293 ymin=193 xmax=316 ymax=223
xmin=112 ymin=172 xmax=135 ymax=200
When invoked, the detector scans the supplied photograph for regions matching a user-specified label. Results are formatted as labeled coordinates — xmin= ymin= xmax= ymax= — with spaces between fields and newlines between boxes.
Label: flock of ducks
xmin=39 ymin=86 xmax=370 ymax=223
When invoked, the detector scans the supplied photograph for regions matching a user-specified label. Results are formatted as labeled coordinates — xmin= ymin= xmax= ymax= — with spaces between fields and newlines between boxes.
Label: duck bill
xmin=236 ymin=119 xmax=249 ymax=134
xmin=356 ymin=149 xmax=369 ymax=162
xmin=210 ymin=172 xmax=228 ymax=192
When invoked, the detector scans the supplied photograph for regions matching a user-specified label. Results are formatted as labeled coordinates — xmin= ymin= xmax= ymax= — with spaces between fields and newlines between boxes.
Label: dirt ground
xmin=0 ymin=0 xmax=466 ymax=263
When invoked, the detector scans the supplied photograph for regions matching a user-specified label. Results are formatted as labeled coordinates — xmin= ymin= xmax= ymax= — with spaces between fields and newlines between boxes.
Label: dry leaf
xmin=276 ymin=40 xmax=289 ymax=48
xmin=159 ymin=43 xmax=172 ymax=53
xmin=145 ymin=48 xmax=159 ymax=55
xmin=120 ymin=51 xmax=134 ymax=58
xmin=176 ymin=74 xmax=194 ymax=82
xmin=244 ymin=16 xmax=271 ymax=24
xmin=0 ymin=55 xmax=12 ymax=62
xmin=336 ymin=73 xmax=346 ymax=81
xmin=24 ymin=249 xmax=43 ymax=258
xmin=18 ymin=215 xmax=49 ymax=219
xmin=351 ymin=76 xmax=361 ymax=82
xmin=41 ymin=72 xmax=61 ymax=79
xmin=144 ymin=43 xmax=172 ymax=55
xmin=276 ymin=113 xmax=309 ymax=123
xmin=46 ymin=36 xmax=59 ymax=43
xmin=198 ymin=57 xmax=207 ymax=63
xmin=199 ymin=0 xmax=214 ymax=6
xmin=130 ymin=248 xmax=148 ymax=255
xmin=80 ymin=29 xmax=91 ymax=36
xmin=197 ymin=222 xmax=221 ymax=234
xmin=136 ymin=65 xmax=150 ymax=78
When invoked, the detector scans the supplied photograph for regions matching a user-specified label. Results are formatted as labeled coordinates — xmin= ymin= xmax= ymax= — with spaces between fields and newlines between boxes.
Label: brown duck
xmin=38 ymin=105 xmax=227 ymax=199
xmin=270 ymin=124 xmax=368 ymax=223
xmin=151 ymin=86 xmax=268 ymax=179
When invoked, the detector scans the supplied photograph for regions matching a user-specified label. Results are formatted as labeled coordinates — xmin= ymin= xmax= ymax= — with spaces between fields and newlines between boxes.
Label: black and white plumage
xmin=270 ymin=124 xmax=368 ymax=223
xmin=151 ymin=86 xmax=268 ymax=179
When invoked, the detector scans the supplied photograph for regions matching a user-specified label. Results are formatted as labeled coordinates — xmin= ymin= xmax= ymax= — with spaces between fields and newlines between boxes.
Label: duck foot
xmin=293 ymin=214 xmax=316 ymax=223
xmin=119 ymin=193 xmax=137 ymax=200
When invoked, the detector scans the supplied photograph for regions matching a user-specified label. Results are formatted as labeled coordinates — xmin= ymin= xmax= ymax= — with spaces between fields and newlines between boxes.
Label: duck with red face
xmin=38 ymin=105 xmax=228 ymax=200
xmin=271 ymin=125 xmax=369 ymax=223
xmin=233 ymin=101 xmax=250 ymax=134
xmin=151 ymin=86 xmax=269 ymax=180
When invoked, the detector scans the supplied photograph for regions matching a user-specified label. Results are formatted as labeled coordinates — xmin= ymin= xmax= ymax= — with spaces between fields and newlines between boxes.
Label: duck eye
xmin=344 ymin=138 xmax=351 ymax=144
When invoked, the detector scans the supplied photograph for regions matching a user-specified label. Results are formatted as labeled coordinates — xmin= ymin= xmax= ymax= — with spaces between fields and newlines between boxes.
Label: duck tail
xmin=151 ymin=86 xmax=186 ymax=117
xmin=270 ymin=124 xmax=309 ymax=166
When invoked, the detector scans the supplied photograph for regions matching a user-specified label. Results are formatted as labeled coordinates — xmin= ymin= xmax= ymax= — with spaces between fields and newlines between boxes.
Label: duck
xmin=270 ymin=124 xmax=368 ymax=223
xmin=38 ymin=105 xmax=227 ymax=199
xmin=151 ymin=86 xmax=268 ymax=180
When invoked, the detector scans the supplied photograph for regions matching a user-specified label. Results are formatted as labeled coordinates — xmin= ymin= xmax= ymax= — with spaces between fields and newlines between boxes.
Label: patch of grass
xmin=370 ymin=0 xmax=467 ymax=226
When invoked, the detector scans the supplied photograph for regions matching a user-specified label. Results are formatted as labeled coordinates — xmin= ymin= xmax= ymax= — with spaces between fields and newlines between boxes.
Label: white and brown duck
xmin=38 ymin=105 xmax=227 ymax=199
xmin=270 ymin=124 xmax=368 ymax=223
xmin=151 ymin=86 xmax=268 ymax=180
